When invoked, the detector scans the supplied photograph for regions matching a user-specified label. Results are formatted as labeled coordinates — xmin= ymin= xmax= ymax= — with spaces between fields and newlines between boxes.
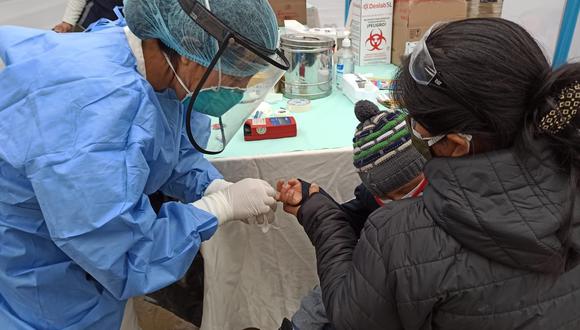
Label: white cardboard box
xmin=342 ymin=74 xmax=380 ymax=105
xmin=350 ymin=0 xmax=394 ymax=65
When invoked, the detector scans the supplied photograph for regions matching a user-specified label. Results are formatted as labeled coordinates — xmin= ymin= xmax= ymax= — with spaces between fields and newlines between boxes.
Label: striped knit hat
xmin=352 ymin=101 xmax=426 ymax=197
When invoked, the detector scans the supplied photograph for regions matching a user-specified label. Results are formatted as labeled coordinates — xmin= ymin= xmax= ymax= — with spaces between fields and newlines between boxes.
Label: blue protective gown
xmin=0 ymin=25 xmax=222 ymax=329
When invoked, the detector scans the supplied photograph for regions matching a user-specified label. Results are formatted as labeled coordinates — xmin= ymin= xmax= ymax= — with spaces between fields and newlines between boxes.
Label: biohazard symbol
xmin=366 ymin=29 xmax=386 ymax=51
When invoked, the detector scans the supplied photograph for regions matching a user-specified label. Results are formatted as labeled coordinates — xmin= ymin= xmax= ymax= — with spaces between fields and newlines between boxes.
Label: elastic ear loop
xmin=162 ymin=52 xmax=193 ymax=97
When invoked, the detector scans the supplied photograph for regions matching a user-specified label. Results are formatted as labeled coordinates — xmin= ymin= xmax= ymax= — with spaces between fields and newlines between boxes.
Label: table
xmin=201 ymin=65 xmax=398 ymax=330
xmin=207 ymin=64 xmax=399 ymax=159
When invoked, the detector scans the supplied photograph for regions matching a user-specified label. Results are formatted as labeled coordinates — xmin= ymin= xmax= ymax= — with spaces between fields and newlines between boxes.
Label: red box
xmin=243 ymin=117 xmax=297 ymax=141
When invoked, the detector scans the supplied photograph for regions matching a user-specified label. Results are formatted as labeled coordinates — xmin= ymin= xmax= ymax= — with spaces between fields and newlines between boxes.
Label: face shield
xmin=409 ymin=22 xmax=446 ymax=87
xmin=178 ymin=0 xmax=289 ymax=154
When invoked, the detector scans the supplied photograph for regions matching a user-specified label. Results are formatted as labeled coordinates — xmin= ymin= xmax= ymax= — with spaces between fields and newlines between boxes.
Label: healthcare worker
xmin=0 ymin=0 xmax=289 ymax=329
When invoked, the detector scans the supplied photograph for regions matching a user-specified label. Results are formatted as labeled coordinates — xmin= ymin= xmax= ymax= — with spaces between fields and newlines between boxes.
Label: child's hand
xmin=276 ymin=179 xmax=320 ymax=217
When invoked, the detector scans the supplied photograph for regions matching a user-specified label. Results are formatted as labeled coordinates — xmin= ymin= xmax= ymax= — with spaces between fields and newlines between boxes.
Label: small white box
xmin=350 ymin=0 xmax=394 ymax=66
xmin=342 ymin=74 xmax=380 ymax=104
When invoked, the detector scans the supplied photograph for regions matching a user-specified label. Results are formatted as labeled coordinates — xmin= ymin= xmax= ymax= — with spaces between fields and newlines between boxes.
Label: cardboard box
xmin=133 ymin=297 xmax=198 ymax=330
xmin=391 ymin=0 xmax=468 ymax=65
xmin=350 ymin=0 xmax=395 ymax=65
xmin=467 ymin=0 xmax=503 ymax=18
xmin=268 ymin=0 xmax=307 ymax=26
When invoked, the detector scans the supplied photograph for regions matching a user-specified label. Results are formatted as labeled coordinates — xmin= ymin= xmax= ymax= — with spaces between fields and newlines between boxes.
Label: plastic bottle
xmin=335 ymin=36 xmax=354 ymax=90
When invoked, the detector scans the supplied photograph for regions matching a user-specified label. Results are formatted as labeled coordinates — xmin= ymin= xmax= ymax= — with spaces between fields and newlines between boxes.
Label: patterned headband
xmin=539 ymin=81 xmax=580 ymax=135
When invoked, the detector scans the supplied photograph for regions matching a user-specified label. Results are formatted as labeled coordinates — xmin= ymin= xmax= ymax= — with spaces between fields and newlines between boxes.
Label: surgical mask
xmin=163 ymin=52 xmax=246 ymax=117
xmin=406 ymin=117 xmax=472 ymax=157
xmin=194 ymin=87 xmax=245 ymax=117
xmin=378 ymin=178 xmax=427 ymax=205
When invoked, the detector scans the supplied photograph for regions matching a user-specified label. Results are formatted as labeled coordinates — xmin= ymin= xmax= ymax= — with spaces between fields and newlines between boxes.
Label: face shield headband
xmin=177 ymin=0 xmax=290 ymax=155
xmin=407 ymin=21 xmax=489 ymax=133
xmin=409 ymin=22 xmax=447 ymax=87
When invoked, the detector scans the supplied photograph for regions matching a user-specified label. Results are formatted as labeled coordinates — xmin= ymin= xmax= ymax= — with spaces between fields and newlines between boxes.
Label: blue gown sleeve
xmin=26 ymin=138 xmax=218 ymax=301
xmin=160 ymin=111 xmax=223 ymax=203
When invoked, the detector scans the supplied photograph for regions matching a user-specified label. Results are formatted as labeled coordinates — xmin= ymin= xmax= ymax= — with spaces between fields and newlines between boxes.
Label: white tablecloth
xmin=201 ymin=148 xmax=361 ymax=330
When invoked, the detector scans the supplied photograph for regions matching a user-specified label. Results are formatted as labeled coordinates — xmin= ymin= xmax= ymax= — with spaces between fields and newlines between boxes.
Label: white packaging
xmin=284 ymin=20 xmax=308 ymax=35
xmin=342 ymin=73 xmax=380 ymax=105
xmin=350 ymin=0 xmax=394 ymax=66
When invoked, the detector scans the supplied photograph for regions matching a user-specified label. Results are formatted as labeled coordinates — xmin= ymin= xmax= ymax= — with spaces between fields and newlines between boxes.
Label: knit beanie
xmin=353 ymin=100 xmax=427 ymax=197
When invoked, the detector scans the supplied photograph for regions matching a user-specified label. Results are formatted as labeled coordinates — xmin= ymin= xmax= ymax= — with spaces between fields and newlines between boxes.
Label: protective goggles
xmin=408 ymin=22 xmax=483 ymax=128
xmin=178 ymin=0 xmax=290 ymax=154
xmin=409 ymin=22 xmax=446 ymax=87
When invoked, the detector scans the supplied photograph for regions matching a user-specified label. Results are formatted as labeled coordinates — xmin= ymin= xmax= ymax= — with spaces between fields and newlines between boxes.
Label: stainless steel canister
xmin=280 ymin=34 xmax=335 ymax=100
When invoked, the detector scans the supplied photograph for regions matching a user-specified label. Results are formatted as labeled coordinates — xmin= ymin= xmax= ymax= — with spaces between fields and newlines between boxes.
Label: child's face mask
xmin=378 ymin=178 xmax=426 ymax=204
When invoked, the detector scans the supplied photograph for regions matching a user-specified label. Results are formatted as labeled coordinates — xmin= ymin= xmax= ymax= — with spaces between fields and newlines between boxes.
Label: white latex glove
xmin=204 ymin=179 xmax=233 ymax=195
xmin=193 ymin=178 xmax=276 ymax=225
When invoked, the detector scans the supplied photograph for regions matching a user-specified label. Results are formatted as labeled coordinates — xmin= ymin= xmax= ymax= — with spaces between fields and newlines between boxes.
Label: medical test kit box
xmin=350 ymin=0 xmax=394 ymax=65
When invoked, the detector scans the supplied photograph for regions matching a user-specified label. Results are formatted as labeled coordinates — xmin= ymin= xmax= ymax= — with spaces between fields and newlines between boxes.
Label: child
xmin=278 ymin=101 xmax=427 ymax=330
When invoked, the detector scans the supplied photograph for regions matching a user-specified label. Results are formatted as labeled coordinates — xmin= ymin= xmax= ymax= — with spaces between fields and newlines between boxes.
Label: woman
xmin=278 ymin=18 xmax=580 ymax=329
xmin=0 ymin=0 xmax=285 ymax=328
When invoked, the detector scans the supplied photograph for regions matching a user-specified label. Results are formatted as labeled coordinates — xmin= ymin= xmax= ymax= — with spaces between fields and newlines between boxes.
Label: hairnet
xmin=124 ymin=0 xmax=279 ymax=77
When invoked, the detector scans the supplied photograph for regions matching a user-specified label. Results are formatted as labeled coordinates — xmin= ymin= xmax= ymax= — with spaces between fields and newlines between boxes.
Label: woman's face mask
xmin=405 ymin=117 xmax=472 ymax=158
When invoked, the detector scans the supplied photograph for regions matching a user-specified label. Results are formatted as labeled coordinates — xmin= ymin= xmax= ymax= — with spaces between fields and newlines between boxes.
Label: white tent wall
xmin=0 ymin=0 xmax=68 ymax=29
xmin=307 ymin=0 xmax=345 ymax=28
xmin=572 ymin=17 xmax=580 ymax=62
xmin=502 ymin=0 xmax=580 ymax=63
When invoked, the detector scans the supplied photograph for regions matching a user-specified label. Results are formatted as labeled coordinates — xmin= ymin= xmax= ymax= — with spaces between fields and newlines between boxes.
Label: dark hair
xmin=394 ymin=18 xmax=580 ymax=172
xmin=396 ymin=18 xmax=580 ymax=259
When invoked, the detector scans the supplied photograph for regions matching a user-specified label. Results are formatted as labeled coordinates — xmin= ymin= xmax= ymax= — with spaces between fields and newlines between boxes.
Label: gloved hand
xmin=225 ymin=178 xmax=277 ymax=220
xmin=193 ymin=178 xmax=277 ymax=225
xmin=204 ymin=179 xmax=233 ymax=196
